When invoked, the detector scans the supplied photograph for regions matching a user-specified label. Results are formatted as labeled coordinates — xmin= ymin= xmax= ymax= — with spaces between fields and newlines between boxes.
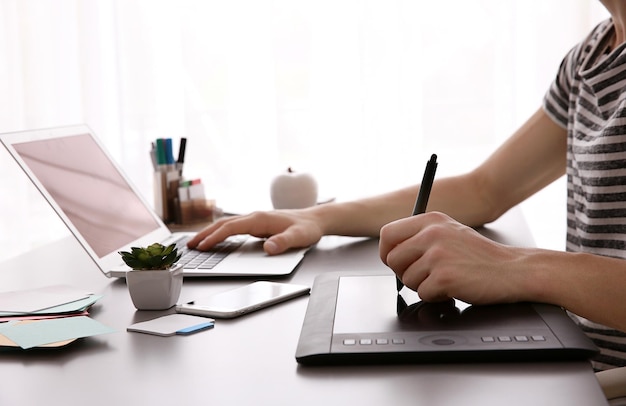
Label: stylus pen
xmin=397 ymin=154 xmax=438 ymax=292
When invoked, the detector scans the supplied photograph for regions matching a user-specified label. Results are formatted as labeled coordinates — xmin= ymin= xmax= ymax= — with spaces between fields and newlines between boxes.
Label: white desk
xmin=0 ymin=208 xmax=607 ymax=405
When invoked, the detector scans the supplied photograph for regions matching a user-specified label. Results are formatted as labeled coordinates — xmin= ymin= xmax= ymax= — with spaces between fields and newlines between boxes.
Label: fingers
xmin=189 ymin=212 xmax=274 ymax=250
xmin=263 ymin=229 xmax=310 ymax=255
xmin=379 ymin=215 xmax=429 ymax=288
xmin=384 ymin=236 xmax=424 ymax=284
xmin=263 ymin=211 xmax=326 ymax=254
xmin=379 ymin=211 xmax=449 ymax=266
xmin=410 ymin=265 xmax=453 ymax=303
xmin=186 ymin=210 xmax=322 ymax=255
xmin=186 ymin=218 xmax=226 ymax=249
xmin=379 ymin=211 xmax=458 ymax=300
xmin=186 ymin=217 xmax=237 ymax=250
xmin=379 ymin=210 xmax=518 ymax=305
xmin=385 ymin=237 xmax=450 ymax=302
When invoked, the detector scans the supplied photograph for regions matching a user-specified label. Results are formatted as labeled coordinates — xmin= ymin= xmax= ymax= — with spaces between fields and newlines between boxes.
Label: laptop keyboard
xmin=175 ymin=236 xmax=246 ymax=270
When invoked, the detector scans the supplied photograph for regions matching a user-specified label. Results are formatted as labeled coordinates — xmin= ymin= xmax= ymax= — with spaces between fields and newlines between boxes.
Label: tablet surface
xmin=296 ymin=273 xmax=599 ymax=365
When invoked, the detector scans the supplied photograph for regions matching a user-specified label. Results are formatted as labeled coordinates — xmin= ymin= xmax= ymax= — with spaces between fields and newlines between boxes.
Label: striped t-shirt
xmin=543 ymin=18 xmax=626 ymax=371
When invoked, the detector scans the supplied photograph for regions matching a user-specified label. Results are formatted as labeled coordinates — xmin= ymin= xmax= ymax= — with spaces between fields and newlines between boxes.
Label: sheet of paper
xmin=32 ymin=294 xmax=102 ymax=314
xmin=0 ymin=294 xmax=103 ymax=318
xmin=0 ymin=311 xmax=89 ymax=323
xmin=0 ymin=316 xmax=114 ymax=349
xmin=0 ymin=285 xmax=91 ymax=313
xmin=0 ymin=323 xmax=76 ymax=348
xmin=127 ymin=314 xmax=214 ymax=337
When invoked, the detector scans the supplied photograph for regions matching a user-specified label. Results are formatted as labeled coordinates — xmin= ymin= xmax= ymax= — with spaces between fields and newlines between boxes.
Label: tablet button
xmin=482 ymin=336 xmax=496 ymax=343
xmin=531 ymin=335 xmax=546 ymax=341
xmin=392 ymin=338 xmax=405 ymax=345
xmin=376 ymin=339 xmax=389 ymax=345
xmin=432 ymin=338 xmax=455 ymax=346
xmin=343 ymin=339 xmax=356 ymax=346
xmin=360 ymin=339 xmax=372 ymax=345
xmin=419 ymin=334 xmax=466 ymax=346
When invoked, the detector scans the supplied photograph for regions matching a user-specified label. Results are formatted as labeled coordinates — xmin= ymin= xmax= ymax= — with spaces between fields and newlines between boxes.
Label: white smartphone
xmin=175 ymin=281 xmax=311 ymax=319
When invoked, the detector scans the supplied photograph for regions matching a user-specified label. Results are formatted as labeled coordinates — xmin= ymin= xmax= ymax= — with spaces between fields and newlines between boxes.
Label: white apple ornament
xmin=270 ymin=167 xmax=318 ymax=209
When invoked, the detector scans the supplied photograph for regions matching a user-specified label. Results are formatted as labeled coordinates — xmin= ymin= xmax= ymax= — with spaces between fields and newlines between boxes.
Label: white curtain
xmin=0 ymin=0 xmax=609 ymax=260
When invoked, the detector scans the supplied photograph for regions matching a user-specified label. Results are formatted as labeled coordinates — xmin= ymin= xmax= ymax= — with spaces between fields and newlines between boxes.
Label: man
xmin=189 ymin=0 xmax=626 ymax=370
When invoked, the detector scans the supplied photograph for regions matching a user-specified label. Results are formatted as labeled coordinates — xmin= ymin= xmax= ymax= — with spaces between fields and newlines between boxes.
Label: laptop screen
xmin=12 ymin=133 xmax=160 ymax=258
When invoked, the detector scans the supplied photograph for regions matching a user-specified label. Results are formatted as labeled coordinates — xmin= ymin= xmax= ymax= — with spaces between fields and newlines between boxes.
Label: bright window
xmin=0 ymin=0 xmax=610 ymax=260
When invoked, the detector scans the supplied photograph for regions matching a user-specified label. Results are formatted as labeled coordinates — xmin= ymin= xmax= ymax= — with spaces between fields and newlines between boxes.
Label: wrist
xmin=513 ymin=248 xmax=586 ymax=306
xmin=302 ymin=200 xmax=377 ymax=237
xmin=303 ymin=203 xmax=342 ymax=236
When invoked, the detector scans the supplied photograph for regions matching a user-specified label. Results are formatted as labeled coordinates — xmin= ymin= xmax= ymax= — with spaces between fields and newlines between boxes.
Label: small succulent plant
xmin=119 ymin=243 xmax=182 ymax=270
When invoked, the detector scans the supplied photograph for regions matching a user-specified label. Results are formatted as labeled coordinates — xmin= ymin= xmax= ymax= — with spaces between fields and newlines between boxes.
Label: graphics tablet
xmin=295 ymin=273 xmax=599 ymax=365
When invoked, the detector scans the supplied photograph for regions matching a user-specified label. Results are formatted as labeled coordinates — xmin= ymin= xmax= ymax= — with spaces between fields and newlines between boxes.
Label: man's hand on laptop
xmin=187 ymin=209 xmax=324 ymax=255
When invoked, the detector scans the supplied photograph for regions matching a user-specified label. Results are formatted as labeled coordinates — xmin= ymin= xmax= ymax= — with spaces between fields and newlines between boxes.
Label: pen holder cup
xmin=154 ymin=171 xmax=216 ymax=225
xmin=179 ymin=199 xmax=216 ymax=225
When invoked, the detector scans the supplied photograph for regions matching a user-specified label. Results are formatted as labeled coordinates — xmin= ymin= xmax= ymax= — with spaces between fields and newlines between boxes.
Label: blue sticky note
xmin=0 ymin=316 xmax=115 ymax=349
xmin=176 ymin=322 xmax=214 ymax=335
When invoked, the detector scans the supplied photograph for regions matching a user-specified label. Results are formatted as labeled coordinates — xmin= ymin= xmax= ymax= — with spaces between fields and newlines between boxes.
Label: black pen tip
xmin=430 ymin=153 xmax=437 ymax=162
xmin=396 ymin=277 xmax=404 ymax=291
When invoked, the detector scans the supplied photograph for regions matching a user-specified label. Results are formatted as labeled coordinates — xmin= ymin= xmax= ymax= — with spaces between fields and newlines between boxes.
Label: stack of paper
xmin=0 ymin=285 xmax=114 ymax=349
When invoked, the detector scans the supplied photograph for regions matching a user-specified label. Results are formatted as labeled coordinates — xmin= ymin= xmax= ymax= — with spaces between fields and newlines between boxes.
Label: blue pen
xmin=164 ymin=138 xmax=175 ymax=166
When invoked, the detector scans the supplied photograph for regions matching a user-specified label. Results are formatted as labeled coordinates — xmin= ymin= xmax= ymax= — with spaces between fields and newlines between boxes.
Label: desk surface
xmin=0 ymin=208 xmax=607 ymax=406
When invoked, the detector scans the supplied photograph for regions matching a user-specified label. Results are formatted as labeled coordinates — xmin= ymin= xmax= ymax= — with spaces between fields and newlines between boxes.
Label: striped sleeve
xmin=543 ymin=45 xmax=578 ymax=129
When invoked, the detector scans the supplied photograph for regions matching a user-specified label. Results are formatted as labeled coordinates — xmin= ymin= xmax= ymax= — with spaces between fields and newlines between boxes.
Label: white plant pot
xmin=125 ymin=264 xmax=183 ymax=310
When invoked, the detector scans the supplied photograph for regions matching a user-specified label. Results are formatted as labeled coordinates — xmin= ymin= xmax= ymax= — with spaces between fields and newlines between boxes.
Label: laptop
xmin=1 ymin=125 xmax=308 ymax=278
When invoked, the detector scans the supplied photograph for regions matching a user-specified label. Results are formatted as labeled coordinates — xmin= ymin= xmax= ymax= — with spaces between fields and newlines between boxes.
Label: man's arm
xmin=428 ymin=107 xmax=567 ymax=226
xmin=315 ymin=107 xmax=568 ymax=234
xmin=189 ymin=107 xmax=567 ymax=253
